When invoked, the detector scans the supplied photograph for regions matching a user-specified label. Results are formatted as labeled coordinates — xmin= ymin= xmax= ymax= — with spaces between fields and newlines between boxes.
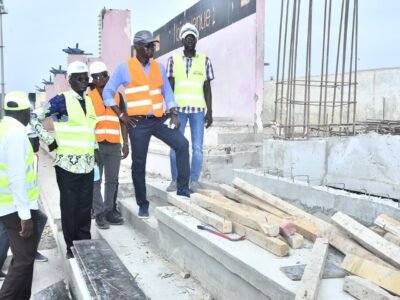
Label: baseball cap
xmin=179 ymin=23 xmax=199 ymax=40
xmin=4 ymin=91 xmax=31 ymax=111
xmin=67 ymin=61 xmax=88 ymax=77
xmin=133 ymin=30 xmax=159 ymax=46
xmin=90 ymin=61 xmax=108 ymax=75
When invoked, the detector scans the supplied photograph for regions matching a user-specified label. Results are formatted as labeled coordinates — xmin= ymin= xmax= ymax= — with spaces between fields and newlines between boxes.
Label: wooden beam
xmin=167 ymin=193 xmax=232 ymax=233
xmin=341 ymin=254 xmax=400 ymax=296
xmin=384 ymin=232 xmax=400 ymax=247
xmin=332 ymin=211 xmax=400 ymax=269
xmin=295 ymin=238 xmax=329 ymax=300
xmin=343 ymin=275 xmax=400 ymax=300
xmin=191 ymin=193 xmax=279 ymax=236
xmin=375 ymin=214 xmax=400 ymax=237
xmin=277 ymin=233 xmax=304 ymax=249
xmin=219 ymin=184 xmax=289 ymax=218
xmin=233 ymin=222 xmax=289 ymax=257
xmin=232 ymin=177 xmax=394 ymax=268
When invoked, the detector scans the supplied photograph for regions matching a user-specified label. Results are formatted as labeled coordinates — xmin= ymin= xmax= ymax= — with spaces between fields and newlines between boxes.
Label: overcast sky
xmin=2 ymin=0 xmax=400 ymax=92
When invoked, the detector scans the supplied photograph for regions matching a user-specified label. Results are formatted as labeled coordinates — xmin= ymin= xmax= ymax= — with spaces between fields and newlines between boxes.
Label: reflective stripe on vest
xmin=54 ymin=91 xmax=97 ymax=156
xmin=89 ymin=89 xmax=121 ymax=143
xmin=0 ymin=121 xmax=39 ymax=206
xmin=125 ymin=58 xmax=164 ymax=117
xmin=172 ymin=53 xmax=206 ymax=108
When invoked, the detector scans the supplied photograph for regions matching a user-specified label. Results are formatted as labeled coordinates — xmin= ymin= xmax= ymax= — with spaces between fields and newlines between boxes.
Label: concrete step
xmin=115 ymin=180 xmax=353 ymax=300
xmin=145 ymin=138 xmax=262 ymax=183
xmin=37 ymin=145 xmax=209 ymax=300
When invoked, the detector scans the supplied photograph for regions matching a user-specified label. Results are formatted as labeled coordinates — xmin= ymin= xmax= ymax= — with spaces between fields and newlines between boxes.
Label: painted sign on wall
xmin=153 ymin=0 xmax=264 ymax=126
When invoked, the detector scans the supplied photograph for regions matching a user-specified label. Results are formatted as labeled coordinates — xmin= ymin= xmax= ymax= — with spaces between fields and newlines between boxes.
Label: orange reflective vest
xmin=125 ymin=58 xmax=164 ymax=117
xmin=89 ymin=89 xmax=121 ymax=143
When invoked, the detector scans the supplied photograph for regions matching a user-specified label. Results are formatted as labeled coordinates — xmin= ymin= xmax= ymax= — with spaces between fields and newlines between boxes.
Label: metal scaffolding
xmin=273 ymin=0 xmax=358 ymax=139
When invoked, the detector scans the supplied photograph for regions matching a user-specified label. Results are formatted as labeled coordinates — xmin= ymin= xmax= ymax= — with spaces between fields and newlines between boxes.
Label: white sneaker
xmin=166 ymin=180 xmax=177 ymax=192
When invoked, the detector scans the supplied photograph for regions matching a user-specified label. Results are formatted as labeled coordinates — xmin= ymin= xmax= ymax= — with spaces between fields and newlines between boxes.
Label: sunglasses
xmin=91 ymin=72 xmax=108 ymax=81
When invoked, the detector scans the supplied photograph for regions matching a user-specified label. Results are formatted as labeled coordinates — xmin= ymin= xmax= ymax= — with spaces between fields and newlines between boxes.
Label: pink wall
xmin=67 ymin=54 xmax=88 ymax=65
xmin=157 ymin=13 xmax=263 ymax=124
xmin=101 ymin=9 xmax=131 ymax=75
xmin=53 ymin=74 xmax=69 ymax=95
xmin=45 ymin=84 xmax=56 ymax=101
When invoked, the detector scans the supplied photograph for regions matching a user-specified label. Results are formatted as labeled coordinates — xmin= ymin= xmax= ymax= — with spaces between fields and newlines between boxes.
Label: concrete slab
xmin=234 ymin=169 xmax=400 ymax=225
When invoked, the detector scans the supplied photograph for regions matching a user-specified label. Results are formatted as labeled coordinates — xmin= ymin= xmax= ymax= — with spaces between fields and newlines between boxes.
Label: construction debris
xmin=341 ymin=254 xmax=400 ymax=296
xmin=332 ymin=212 xmax=400 ymax=269
xmin=295 ymin=238 xmax=329 ymax=300
xmin=343 ymin=275 xmax=400 ymax=300
xmin=375 ymin=214 xmax=400 ymax=237
xmin=166 ymin=177 xmax=400 ymax=298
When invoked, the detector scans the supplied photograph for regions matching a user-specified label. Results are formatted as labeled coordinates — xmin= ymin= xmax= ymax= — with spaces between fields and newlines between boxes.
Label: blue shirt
xmin=102 ymin=60 xmax=177 ymax=111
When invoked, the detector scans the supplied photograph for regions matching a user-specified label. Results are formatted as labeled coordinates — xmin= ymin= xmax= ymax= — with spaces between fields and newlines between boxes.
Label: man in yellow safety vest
xmin=0 ymin=91 xmax=39 ymax=300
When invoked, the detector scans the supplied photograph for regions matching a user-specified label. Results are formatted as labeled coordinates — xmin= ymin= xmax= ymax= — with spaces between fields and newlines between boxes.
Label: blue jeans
xmin=170 ymin=111 xmax=204 ymax=181
xmin=0 ymin=209 xmax=48 ymax=270
xmin=128 ymin=115 xmax=190 ymax=208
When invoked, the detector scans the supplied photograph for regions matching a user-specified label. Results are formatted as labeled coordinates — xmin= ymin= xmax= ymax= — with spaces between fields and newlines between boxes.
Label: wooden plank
xmin=295 ymin=238 xmax=329 ymax=300
xmin=375 ymin=214 xmax=400 ymax=237
xmin=278 ymin=232 xmax=304 ymax=249
xmin=343 ymin=275 xmax=400 ymax=300
xmin=191 ymin=193 xmax=279 ymax=236
xmin=167 ymin=193 xmax=232 ymax=233
xmin=384 ymin=232 xmax=400 ymax=247
xmin=341 ymin=254 xmax=400 ymax=296
xmin=219 ymin=184 xmax=289 ymax=218
xmin=232 ymin=222 xmax=289 ymax=257
xmin=332 ymin=211 xmax=400 ymax=269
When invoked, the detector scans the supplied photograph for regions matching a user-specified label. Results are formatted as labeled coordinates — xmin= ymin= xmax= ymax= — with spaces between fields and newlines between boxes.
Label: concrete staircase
xmin=145 ymin=120 xmax=263 ymax=183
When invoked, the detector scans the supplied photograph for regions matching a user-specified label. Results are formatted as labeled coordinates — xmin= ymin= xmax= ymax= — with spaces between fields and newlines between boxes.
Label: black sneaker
xmin=106 ymin=211 xmax=124 ymax=225
xmin=138 ymin=206 xmax=149 ymax=219
xmin=35 ymin=251 xmax=48 ymax=262
xmin=0 ymin=271 xmax=6 ymax=281
xmin=66 ymin=250 xmax=74 ymax=259
xmin=113 ymin=207 xmax=122 ymax=217
xmin=177 ymin=187 xmax=194 ymax=198
xmin=95 ymin=213 xmax=110 ymax=229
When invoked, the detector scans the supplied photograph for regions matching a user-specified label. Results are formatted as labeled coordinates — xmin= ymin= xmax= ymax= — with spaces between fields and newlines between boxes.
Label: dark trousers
xmin=128 ymin=116 xmax=190 ymax=208
xmin=92 ymin=143 xmax=121 ymax=216
xmin=0 ymin=208 xmax=47 ymax=269
xmin=55 ymin=166 xmax=93 ymax=251
xmin=0 ymin=211 xmax=38 ymax=300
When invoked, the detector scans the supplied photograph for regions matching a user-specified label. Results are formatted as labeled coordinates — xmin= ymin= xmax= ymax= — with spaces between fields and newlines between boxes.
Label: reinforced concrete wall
xmin=263 ymin=133 xmax=400 ymax=199
xmin=263 ymin=67 xmax=400 ymax=125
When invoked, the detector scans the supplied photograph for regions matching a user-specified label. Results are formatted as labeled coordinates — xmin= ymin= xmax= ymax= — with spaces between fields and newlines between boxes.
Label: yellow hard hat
xmin=4 ymin=91 xmax=30 ymax=111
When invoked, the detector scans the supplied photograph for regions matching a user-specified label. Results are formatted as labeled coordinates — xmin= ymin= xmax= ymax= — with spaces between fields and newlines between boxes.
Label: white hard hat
xmin=67 ymin=61 xmax=88 ymax=77
xmin=179 ymin=23 xmax=199 ymax=40
xmin=90 ymin=61 xmax=108 ymax=75
xmin=4 ymin=91 xmax=30 ymax=111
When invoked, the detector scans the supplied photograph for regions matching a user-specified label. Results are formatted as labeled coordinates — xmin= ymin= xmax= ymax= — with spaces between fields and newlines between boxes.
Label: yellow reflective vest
xmin=54 ymin=91 xmax=97 ymax=156
xmin=172 ymin=53 xmax=206 ymax=108
xmin=0 ymin=120 xmax=39 ymax=207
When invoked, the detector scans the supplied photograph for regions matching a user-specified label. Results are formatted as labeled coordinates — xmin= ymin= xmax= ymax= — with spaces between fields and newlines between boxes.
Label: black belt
xmin=131 ymin=115 xmax=157 ymax=120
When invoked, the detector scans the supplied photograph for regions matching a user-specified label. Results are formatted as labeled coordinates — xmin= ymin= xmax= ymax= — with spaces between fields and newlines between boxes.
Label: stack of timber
xmin=167 ymin=177 xmax=400 ymax=299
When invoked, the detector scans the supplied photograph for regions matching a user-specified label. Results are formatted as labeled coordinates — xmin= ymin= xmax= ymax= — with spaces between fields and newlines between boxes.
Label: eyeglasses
xmin=91 ymin=72 xmax=108 ymax=81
